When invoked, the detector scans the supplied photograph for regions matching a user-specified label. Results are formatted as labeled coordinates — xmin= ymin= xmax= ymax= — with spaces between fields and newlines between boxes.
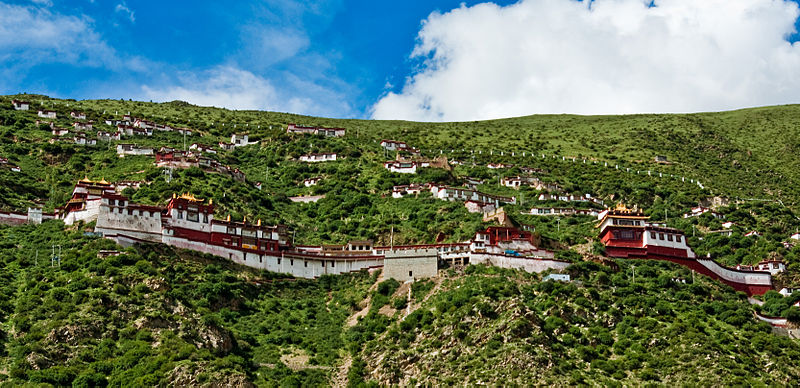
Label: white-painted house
xmin=231 ymin=134 xmax=251 ymax=147
xmin=38 ymin=110 xmax=57 ymax=119
xmin=12 ymin=100 xmax=30 ymax=111
xmin=384 ymin=161 xmax=417 ymax=174
xmin=299 ymin=153 xmax=337 ymax=163
xmin=116 ymin=144 xmax=154 ymax=157
xmin=189 ymin=143 xmax=217 ymax=154
xmin=73 ymin=121 xmax=93 ymax=130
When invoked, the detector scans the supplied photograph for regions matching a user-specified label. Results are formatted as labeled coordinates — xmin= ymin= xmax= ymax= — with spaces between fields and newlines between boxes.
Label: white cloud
xmin=115 ymin=2 xmax=135 ymax=23
xmin=371 ymin=0 xmax=800 ymax=121
xmin=0 ymin=3 xmax=115 ymax=66
xmin=141 ymin=66 xmax=353 ymax=118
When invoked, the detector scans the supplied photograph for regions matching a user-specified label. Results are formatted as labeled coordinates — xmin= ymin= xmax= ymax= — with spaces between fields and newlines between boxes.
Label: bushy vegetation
xmin=360 ymin=263 xmax=800 ymax=386
xmin=2 ymin=94 xmax=800 ymax=385
xmin=0 ymin=222 xmax=375 ymax=386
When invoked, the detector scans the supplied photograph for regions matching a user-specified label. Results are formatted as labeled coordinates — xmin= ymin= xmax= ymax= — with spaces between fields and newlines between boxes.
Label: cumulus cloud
xmin=0 ymin=3 xmax=114 ymax=66
xmin=371 ymin=0 xmax=800 ymax=121
xmin=141 ymin=66 xmax=353 ymax=117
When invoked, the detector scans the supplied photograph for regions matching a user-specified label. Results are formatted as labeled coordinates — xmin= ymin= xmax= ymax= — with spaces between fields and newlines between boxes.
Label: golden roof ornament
xmin=178 ymin=193 xmax=203 ymax=202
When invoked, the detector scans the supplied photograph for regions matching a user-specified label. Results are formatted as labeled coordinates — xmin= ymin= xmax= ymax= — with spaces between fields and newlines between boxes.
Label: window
xmin=616 ymin=230 xmax=635 ymax=239
xmin=659 ymin=233 xmax=665 ymax=240
xmin=409 ymin=271 xmax=413 ymax=277
xmin=331 ymin=261 xmax=335 ymax=268
xmin=667 ymin=234 xmax=673 ymax=241
xmin=676 ymin=235 xmax=682 ymax=243
xmin=304 ymin=261 xmax=308 ymax=268
xmin=650 ymin=231 xmax=656 ymax=239
xmin=291 ymin=259 xmax=294 ymax=266
xmin=187 ymin=211 xmax=199 ymax=222
xmin=774 ymin=263 xmax=780 ymax=269
xmin=177 ymin=211 xmax=183 ymax=220
xmin=277 ymin=258 xmax=281 ymax=265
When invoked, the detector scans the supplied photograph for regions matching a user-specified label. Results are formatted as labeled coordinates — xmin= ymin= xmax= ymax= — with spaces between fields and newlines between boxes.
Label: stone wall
xmin=384 ymin=248 xmax=438 ymax=282
xmin=96 ymin=204 xmax=163 ymax=243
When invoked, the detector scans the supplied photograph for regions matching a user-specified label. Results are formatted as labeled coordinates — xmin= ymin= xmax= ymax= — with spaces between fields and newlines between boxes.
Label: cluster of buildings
xmin=500 ymin=176 xmax=560 ymax=191
xmin=537 ymin=192 xmax=605 ymax=206
xmin=5 ymin=179 xmax=563 ymax=282
xmin=391 ymin=182 xmax=516 ymax=214
xmin=523 ymin=207 xmax=599 ymax=217
xmin=383 ymin=156 xmax=450 ymax=174
xmin=286 ymin=123 xmax=346 ymax=137
xmin=109 ymin=114 xmax=194 ymax=138
xmin=155 ymin=147 xmax=246 ymax=182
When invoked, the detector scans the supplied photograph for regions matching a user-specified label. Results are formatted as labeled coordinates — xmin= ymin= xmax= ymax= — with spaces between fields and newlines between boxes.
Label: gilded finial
xmin=226 ymin=214 xmax=231 ymax=222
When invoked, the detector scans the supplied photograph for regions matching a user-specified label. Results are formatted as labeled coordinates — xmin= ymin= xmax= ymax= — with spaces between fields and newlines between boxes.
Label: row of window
xmin=612 ymin=219 xmax=642 ymax=226
xmin=650 ymin=231 xmax=682 ymax=243
xmin=113 ymin=207 xmax=158 ymax=218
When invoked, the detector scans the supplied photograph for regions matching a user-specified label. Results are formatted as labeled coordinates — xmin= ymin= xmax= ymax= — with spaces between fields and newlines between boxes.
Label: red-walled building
xmin=597 ymin=207 xmax=773 ymax=295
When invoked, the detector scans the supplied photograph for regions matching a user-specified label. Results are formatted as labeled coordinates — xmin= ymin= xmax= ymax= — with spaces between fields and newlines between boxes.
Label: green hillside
xmin=1 ymin=94 xmax=800 ymax=385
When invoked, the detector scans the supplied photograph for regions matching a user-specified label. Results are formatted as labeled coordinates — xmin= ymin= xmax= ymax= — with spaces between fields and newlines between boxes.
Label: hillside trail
xmin=345 ymin=272 xmax=383 ymax=327
xmin=401 ymin=273 xmax=445 ymax=320
xmin=335 ymin=273 xmax=384 ymax=387
xmin=331 ymin=353 xmax=352 ymax=387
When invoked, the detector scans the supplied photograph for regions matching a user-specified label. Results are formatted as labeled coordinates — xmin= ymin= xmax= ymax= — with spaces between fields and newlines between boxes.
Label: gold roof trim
xmin=178 ymin=193 xmax=203 ymax=202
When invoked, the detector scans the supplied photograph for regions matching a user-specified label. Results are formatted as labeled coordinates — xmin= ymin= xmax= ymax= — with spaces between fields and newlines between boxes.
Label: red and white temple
xmin=597 ymin=206 xmax=773 ymax=295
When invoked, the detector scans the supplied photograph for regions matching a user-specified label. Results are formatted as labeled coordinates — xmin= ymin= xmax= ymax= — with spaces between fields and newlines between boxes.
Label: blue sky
xmin=2 ymin=0 xmax=800 ymax=121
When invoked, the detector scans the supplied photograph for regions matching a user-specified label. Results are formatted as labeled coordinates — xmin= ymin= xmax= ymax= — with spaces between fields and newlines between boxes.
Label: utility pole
xmin=51 ymin=245 xmax=61 ymax=267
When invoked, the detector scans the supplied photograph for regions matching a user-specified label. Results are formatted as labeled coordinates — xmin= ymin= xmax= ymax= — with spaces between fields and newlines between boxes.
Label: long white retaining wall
xmin=470 ymin=253 xmax=571 ymax=273
xmin=697 ymin=259 xmax=772 ymax=286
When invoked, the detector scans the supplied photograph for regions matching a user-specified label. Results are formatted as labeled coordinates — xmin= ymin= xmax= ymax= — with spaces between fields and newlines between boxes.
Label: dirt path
xmin=345 ymin=273 xmax=383 ymax=327
xmin=331 ymin=353 xmax=352 ymax=388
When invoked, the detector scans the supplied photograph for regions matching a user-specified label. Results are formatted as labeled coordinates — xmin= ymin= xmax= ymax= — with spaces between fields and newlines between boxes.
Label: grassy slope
xmin=356 ymin=263 xmax=800 ymax=386
xmin=0 ymin=222 xmax=376 ymax=386
xmin=2 ymin=95 xmax=800 ymax=385
xmin=8 ymin=95 xmax=800 ymax=203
